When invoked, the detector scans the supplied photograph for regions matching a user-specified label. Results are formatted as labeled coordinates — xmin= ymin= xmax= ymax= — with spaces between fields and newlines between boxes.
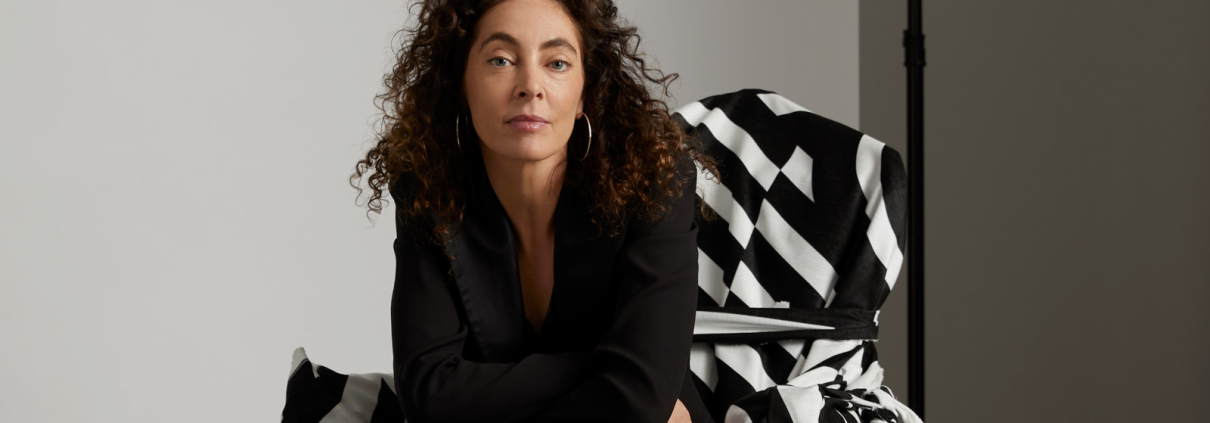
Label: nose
xmin=514 ymin=60 xmax=544 ymax=100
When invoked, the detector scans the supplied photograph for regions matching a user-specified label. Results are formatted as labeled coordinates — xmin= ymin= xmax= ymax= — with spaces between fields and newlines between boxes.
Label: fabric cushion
xmin=281 ymin=347 xmax=405 ymax=423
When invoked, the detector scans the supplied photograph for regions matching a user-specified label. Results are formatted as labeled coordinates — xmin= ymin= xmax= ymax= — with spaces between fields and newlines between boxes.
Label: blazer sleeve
xmin=527 ymin=158 xmax=701 ymax=423
xmin=389 ymin=187 xmax=595 ymax=423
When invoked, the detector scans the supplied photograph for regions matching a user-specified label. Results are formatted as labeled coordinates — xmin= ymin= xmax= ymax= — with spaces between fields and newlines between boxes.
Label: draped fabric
xmin=674 ymin=88 xmax=922 ymax=423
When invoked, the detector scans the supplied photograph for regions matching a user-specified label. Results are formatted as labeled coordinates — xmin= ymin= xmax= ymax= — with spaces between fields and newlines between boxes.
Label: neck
xmin=480 ymin=147 xmax=567 ymax=247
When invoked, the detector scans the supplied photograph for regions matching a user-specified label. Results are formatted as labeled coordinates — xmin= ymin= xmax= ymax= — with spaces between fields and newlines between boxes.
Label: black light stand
xmin=903 ymin=0 xmax=926 ymax=418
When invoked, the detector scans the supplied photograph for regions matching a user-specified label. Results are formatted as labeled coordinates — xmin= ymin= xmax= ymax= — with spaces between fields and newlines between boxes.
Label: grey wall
xmin=0 ymin=2 xmax=414 ymax=421
xmin=861 ymin=0 xmax=1210 ymax=421
xmin=621 ymin=0 xmax=859 ymax=126
xmin=0 ymin=1 xmax=858 ymax=421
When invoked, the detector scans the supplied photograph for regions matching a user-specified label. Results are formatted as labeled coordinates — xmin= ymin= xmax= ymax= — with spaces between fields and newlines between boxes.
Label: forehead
xmin=474 ymin=0 xmax=581 ymax=51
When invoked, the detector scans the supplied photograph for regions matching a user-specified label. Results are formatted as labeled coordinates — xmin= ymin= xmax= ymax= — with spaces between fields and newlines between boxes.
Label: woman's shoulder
xmin=623 ymin=149 xmax=698 ymax=233
xmin=387 ymin=170 xmax=418 ymax=204
xmin=388 ymin=171 xmax=442 ymax=239
xmin=656 ymin=149 xmax=699 ymax=209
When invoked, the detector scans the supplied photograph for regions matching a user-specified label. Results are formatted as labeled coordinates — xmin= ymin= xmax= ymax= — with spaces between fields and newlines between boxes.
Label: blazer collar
xmin=433 ymin=156 xmax=595 ymax=361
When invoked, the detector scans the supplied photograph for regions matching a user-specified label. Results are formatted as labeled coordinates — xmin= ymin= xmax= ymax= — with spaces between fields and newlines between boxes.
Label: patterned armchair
xmin=676 ymin=88 xmax=921 ymax=423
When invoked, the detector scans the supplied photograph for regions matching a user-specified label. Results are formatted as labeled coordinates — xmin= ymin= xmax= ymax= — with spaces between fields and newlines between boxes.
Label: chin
xmin=481 ymin=135 xmax=565 ymax=162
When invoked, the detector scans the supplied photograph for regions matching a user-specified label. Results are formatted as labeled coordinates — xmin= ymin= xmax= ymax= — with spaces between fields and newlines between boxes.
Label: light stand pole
xmin=904 ymin=0 xmax=926 ymax=418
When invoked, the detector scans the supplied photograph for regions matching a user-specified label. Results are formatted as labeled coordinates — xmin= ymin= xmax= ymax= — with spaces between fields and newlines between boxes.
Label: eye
xmin=489 ymin=56 xmax=571 ymax=72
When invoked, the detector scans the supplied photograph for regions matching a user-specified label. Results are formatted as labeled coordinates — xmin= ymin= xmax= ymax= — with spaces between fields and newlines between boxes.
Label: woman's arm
xmin=390 ymin=189 xmax=595 ymax=423
xmin=526 ymin=157 xmax=701 ymax=423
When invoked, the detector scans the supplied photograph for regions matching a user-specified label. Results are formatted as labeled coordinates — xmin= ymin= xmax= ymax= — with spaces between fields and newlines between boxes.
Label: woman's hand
xmin=667 ymin=398 xmax=692 ymax=423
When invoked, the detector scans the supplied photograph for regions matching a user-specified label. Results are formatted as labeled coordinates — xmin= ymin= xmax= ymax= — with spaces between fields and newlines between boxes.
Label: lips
xmin=507 ymin=114 xmax=549 ymax=123
xmin=508 ymin=120 xmax=548 ymax=132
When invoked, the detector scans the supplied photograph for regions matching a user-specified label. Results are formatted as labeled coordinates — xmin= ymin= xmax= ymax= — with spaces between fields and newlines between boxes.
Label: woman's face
xmin=462 ymin=0 xmax=585 ymax=163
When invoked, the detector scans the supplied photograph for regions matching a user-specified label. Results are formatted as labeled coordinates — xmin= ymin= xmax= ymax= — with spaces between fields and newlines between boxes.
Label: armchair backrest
xmin=674 ymin=89 xmax=920 ymax=423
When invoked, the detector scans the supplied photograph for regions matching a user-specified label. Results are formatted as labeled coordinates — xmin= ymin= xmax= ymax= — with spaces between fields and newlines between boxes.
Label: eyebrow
xmin=478 ymin=32 xmax=578 ymax=57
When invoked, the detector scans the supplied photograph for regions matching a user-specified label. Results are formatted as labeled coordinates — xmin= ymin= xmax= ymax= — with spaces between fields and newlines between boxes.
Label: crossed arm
xmin=390 ymin=160 xmax=700 ymax=423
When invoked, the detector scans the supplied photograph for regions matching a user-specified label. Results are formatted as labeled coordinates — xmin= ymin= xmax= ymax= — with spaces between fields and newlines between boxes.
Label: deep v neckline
xmin=495 ymin=174 xmax=573 ymax=342
xmin=514 ymin=238 xmax=557 ymax=338
xmin=436 ymin=157 xmax=597 ymax=360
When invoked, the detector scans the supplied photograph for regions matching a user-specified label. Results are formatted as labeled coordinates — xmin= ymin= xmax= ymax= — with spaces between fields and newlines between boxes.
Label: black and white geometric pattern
xmin=282 ymin=347 xmax=404 ymax=423
xmin=674 ymin=88 xmax=922 ymax=423
xmin=281 ymin=88 xmax=922 ymax=423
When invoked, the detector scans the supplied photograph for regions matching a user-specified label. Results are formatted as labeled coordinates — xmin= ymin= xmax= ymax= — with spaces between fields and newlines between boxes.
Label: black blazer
xmin=389 ymin=153 xmax=713 ymax=423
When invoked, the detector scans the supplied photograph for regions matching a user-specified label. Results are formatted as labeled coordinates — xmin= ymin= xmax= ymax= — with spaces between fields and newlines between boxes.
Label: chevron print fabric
xmin=674 ymin=89 xmax=922 ymax=423
xmin=282 ymin=348 xmax=404 ymax=423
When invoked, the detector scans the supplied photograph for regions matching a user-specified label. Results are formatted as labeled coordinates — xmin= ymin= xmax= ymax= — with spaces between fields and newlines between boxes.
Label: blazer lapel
xmin=435 ymin=159 xmax=600 ymax=361
xmin=433 ymin=162 xmax=527 ymax=362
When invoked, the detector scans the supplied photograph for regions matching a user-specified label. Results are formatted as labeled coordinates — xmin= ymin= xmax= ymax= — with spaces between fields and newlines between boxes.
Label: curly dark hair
xmin=350 ymin=0 xmax=720 ymax=249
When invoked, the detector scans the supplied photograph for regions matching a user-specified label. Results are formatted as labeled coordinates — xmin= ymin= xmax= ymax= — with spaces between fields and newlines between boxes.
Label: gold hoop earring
xmin=577 ymin=113 xmax=592 ymax=161
xmin=454 ymin=112 xmax=464 ymax=153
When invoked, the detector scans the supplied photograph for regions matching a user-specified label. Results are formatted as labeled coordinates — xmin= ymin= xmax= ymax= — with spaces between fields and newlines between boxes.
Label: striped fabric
xmin=282 ymin=348 xmax=403 ymax=423
xmin=674 ymin=88 xmax=922 ymax=423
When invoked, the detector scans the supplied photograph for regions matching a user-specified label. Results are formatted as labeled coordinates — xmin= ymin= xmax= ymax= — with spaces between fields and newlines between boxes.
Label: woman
xmin=351 ymin=0 xmax=720 ymax=421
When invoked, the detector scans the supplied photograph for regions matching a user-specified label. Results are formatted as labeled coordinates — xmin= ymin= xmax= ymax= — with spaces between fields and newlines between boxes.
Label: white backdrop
xmin=0 ymin=0 xmax=857 ymax=421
